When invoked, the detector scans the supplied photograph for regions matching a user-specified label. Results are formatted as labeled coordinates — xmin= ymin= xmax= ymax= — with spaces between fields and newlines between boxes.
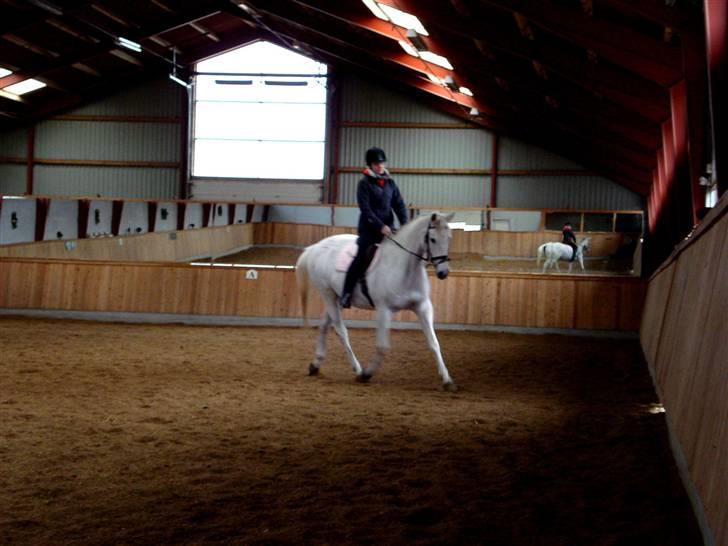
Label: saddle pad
xmin=334 ymin=241 xmax=381 ymax=273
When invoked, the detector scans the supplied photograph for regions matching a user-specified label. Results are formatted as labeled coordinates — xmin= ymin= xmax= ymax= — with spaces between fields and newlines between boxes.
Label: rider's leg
xmin=340 ymin=238 xmax=372 ymax=308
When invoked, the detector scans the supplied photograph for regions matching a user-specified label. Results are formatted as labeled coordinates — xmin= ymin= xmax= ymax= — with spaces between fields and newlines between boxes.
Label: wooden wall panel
xmin=254 ymin=223 xmax=626 ymax=257
xmin=0 ymin=259 xmax=644 ymax=332
xmin=0 ymin=224 xmax=254 ymax=262
xmin=640 ymin=198 xmax=728 ymax=546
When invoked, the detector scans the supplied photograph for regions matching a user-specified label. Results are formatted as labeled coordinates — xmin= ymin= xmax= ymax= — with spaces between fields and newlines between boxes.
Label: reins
xmin=385 ymin=223 xmax=450 ymax=267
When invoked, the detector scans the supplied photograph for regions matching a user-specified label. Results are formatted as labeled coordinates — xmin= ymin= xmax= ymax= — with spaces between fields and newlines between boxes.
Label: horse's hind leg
xmin=309 ymin=311 xmax=332 ymax=376
xmin=415 ymin=299 xmax=456 ymax=391
xmin=324 ymin=300 xmax=363 ymax=377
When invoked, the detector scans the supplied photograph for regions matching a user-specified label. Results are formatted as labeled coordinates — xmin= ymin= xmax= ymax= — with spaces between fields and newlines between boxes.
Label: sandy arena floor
xmin=0 ymin=318 xmax=699 ymax=545
xmin=210 ymin=247 xmax=635 ymax=276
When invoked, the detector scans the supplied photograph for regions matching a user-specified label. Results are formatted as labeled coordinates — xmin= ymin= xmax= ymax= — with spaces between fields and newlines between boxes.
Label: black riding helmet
xmin=365 ymin=147 xmax=387 ymax=166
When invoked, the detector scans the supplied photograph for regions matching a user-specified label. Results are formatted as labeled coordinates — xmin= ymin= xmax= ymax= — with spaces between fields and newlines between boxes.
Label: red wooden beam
xmin=670 ymin=81 xmax=697 ymax=225
xmin=705 ymin=0 xmax=727 ymax=194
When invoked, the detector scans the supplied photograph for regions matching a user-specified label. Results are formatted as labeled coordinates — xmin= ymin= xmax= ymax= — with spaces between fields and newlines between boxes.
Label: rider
xmin=339 ymin=147 xmax=409 ymax=309
xmin=562 ymin=221 xmax=577 ymax=261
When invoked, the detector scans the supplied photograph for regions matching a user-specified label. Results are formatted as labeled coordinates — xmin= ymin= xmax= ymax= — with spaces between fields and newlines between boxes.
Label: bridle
xmin=385 ymin=223 xmax=450 ymax=267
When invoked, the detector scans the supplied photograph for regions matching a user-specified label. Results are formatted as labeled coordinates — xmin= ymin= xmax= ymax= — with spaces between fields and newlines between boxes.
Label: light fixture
xmin=0 ymin=67 xmax=12 ymax=78
xmin=406 ymin=29 xmax=428 ymax=52
xmin=442 ymin=75 xmax=458 ymax=91
xmin=469 ymin=107 xmax=480 ymax=117
xmin=378 ymin=3 xmax=429 ymax=35
xmin=116 ymin=36 xmax=141 ymax=53
xmin=169 ymin=74 xmax=191 ymax=87
xmin=426 ymin=73 xmax=441 ymax=84
xmin=3 ymin=78 xmax=46 ymax=95
xmin=459 ymin=86 xmax=473 ymax=96
xmin=362 ymin=0 xmax=389 ymax=20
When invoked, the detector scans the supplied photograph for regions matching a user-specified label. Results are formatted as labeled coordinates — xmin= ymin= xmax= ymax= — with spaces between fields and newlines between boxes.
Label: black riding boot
xmin=340 ymin=242 xmax=371 ymax=308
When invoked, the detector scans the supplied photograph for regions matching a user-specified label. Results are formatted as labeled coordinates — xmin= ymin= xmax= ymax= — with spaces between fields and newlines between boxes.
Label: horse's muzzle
xmin=437 ymin=270 xmax=449 ymax=280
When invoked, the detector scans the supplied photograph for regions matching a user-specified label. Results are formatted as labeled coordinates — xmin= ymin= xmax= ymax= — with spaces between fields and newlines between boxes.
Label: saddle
xmin=335 ymin=241 xmax=381 ymax=308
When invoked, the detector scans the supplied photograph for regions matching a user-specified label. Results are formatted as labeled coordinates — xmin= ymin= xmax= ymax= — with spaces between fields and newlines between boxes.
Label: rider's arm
xmin=392 ymin=183 xmax=408 ymax=226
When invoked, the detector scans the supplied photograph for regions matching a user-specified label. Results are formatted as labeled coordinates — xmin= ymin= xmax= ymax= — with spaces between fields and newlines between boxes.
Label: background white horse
xmin=536 ymin=237 xmax=591 ymax=273
xmin=296 ymin=212 xmax=457 ymax=390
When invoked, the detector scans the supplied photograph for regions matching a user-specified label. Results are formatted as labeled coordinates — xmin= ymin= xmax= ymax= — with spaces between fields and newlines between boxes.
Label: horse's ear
xmin=431 ymin=212 xmax=437 ymax=222
xmin=445 ymin=212 xmax=455 ymax=222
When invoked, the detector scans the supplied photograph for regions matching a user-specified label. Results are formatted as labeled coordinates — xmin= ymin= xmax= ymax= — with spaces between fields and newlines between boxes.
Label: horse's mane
xmin=393 ymin=214 xmax=431 ymax=239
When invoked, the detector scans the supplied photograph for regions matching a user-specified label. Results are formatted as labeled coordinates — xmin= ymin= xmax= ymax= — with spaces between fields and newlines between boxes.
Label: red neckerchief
xmin=363 ymin=168 xmax=386 ymax=188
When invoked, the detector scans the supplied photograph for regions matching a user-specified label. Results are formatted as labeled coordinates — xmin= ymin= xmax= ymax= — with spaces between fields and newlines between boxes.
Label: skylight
xmin=362 ymin=0 xmax=388 ymax=20
xmin=3 ymin=79 xmax=46 ymax=95
xmin=0 ymin=67 xmax=12 ymax=78
xmin=419 ymin=51 xmax=454 ymax=70
xmin=377 ymin=3 xmax=429 ymax=35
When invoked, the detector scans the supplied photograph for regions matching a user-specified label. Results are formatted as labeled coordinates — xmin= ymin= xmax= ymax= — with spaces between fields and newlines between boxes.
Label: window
xmin=583 ymin=213 xmax=613 ymax=232
xmin=192 ymin=41 xmax=328 ymax=180
xmin=545 ymin=212 xmax=581 ymax=231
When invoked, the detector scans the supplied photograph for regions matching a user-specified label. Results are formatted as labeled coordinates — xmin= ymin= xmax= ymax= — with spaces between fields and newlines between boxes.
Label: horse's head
xmin=580 ymin=237 xmax=592 ymax=254
xmin=427 ymin=212 xmax=455 ymax=279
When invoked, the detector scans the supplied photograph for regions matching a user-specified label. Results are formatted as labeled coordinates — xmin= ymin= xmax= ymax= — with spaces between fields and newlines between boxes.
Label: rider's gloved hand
xmin=381 ymin=225 xmax=392 ymax=237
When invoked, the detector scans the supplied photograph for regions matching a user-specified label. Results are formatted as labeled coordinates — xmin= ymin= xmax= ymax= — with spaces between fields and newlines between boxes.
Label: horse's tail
xmin=295 ymin=248 xmax=312 ymax=327
xmin=536 ymin=244 xmax=546 ymax=267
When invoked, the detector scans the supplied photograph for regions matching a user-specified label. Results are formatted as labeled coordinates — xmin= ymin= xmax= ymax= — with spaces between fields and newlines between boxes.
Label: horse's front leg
xmin=415 ymin=299 xmax=457 ymax=391
xmin=360 ymin=307 xmax=392 ymax=382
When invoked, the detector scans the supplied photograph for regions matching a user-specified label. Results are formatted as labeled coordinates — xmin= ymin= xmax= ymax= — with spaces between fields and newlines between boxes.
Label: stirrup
xmin=340 ymin=293 xmax=352 ymax=309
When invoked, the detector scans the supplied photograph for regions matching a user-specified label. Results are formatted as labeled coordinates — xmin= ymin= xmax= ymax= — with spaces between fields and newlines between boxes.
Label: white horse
xmin=295 ymin=212 xmax=457 ymax=390
xmin=536 ymin=237 xmax=591 ymax=273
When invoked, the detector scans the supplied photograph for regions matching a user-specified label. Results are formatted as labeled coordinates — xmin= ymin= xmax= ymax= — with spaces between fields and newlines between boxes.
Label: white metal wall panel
xmin=43 ymin=199 xmax=78 ymax=240
xmin=33 ymin=166 xmax=178 ymax=199
xmin=35 ymin=121 xmax=179 ymax=162
xmin=337 ymin=172 xmax=489 ymax=208
xmin=497 ymin=176 xmax=643 ymax=210
xmin=68 ymin=79 xmax=184 ymax=117
xmin=119 ymin=201 xmax=149 ymax=235
xmin=184 ymin=203 xmax=203 ymax=229
xmin=0 ymin=165 xmax=25 ymax=195
xmin=0 ymin=197 xmax=35 ymax=244
xmin=339 ymin=127 xmax=491 ymax=170
xmin=233 ymin=204 xmax=247 ymax=224
xmin=0 ymin=127 xmax=27 ymax=157
xmin=498 ymin=137 xmax=584 ymax=170
xmin=155 ymin=202 xmax=178 ymax=232
xmin=86 ymin=200 xmax=113 ymax=237
xmin=340 ymin=76 xmax=460 ymax=124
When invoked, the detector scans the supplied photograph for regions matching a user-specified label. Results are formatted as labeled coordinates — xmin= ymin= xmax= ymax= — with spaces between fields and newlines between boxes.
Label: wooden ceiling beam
xmin=293 ymin=0 xmax=670 ymax=116
xmin=0 ymin=4 xmax=223 ymax=89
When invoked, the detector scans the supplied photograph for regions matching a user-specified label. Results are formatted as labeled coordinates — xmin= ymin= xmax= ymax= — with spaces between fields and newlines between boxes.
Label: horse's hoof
xmin=356 ymin=372 xmax=372 ymax=383
xmin=442 ymin=382 xmax=458 ymax=393
xmin=308 ymin=363 xmax=320 ymax=376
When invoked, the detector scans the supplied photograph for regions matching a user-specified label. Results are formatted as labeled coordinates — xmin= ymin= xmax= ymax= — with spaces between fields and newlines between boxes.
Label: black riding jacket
xmin=562 ymin=228 xmax=577 ymax=246
xmin=356 ymin=169 xmax=408 ymax=243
